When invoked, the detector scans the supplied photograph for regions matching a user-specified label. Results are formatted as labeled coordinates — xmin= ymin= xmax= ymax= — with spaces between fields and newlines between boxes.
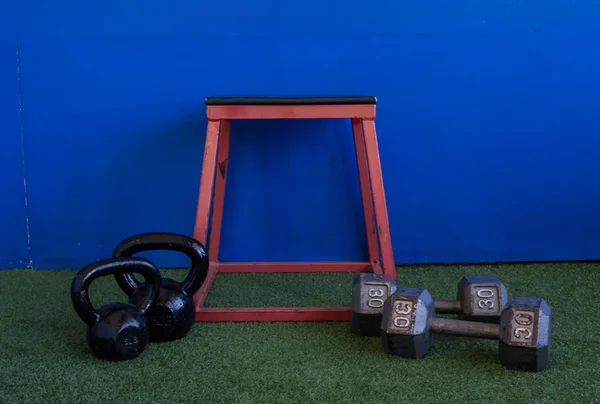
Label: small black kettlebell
xmin=112 ymin=232 xmax=209 ymax=343
xmin=70 ymin=257 xmax=162 ymax=361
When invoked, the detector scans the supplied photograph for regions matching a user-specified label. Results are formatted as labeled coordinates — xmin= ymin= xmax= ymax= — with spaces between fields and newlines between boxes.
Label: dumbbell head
xmin=456 ymin=276 xmax=509 ymax=320
xmin=381 ymin=287 xmax=552 ymax=372
xmin=351 ymin=273 xmax=397 ymax=336
xmin=380 ymin=287 xmax=435 ymax=358
xmin=352 ymin=273 xmax=508 ymax=336
xmin=499 ymin=296 xmax=552 ymax=372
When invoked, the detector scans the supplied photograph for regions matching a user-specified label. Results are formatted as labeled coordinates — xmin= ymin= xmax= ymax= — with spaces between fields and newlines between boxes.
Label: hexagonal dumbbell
xmin=380 ymin=287 xmax=552 ymax=372
xmin=351 ymin=273 xmax=508 ymax=336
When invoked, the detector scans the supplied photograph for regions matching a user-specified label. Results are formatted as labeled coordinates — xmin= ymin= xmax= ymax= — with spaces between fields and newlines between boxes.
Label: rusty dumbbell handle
xmin=433 ymin=299 xmax=463 ymax=314
xmin=430 ymin=317 xmax=500 ymax=340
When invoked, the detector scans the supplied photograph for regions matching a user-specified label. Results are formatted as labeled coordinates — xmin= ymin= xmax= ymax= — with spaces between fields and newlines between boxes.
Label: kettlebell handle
xmin=71 ymin=257 xmax=162 ymax=328
xmin=112 ymin=232 xmax=209 ymax=297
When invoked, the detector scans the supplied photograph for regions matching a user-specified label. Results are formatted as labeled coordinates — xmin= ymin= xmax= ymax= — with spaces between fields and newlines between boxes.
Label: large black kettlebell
xmin=70 ymin=257 xmax=162 ymax=361
xmin=112 ymin=232 xmax=209 ymax=343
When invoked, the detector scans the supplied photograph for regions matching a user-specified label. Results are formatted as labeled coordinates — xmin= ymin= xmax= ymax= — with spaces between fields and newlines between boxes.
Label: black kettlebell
xmin=70 ymin=257 xmax=162 ymax=361
xmin=112 ymin=232 xmax=209 ymax=343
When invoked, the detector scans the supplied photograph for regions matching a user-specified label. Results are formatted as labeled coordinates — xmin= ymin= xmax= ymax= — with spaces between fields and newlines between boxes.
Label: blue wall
xmin=0 ymin=38 xmax=29 ymax=268
xmin=1 ymin=1 xmax=600 ymax=269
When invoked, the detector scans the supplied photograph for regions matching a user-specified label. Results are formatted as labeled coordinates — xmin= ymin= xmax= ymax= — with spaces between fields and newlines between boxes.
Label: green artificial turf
xmin=0 ymin=262 xmax=599 ymax=403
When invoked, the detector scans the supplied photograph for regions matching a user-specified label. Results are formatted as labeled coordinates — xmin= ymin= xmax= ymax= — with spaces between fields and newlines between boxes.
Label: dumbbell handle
xmin=433 ymin=299 xmax=462 ymax=314
xmin=430 ymin=318 xmax=500 ymax=340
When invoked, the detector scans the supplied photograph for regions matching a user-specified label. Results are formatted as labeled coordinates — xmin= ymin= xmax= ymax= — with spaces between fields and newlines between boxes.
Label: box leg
xmin=207 ymin=119 xmax=232 ymax=261
xmin=193 ymin=119 xmax=222 ymax=308
xmin=351 ymin=118 xmax=380 ymax=268
xmin=361 ymin=119 xmax=395 ymax=278
xmin=193 ymin=119 xmax=222 ymax=246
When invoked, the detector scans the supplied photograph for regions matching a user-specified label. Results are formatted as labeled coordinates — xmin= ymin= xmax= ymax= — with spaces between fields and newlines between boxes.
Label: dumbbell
xmin=380 ymin=287 xmax=552 ymax=372
xmin=351 ymin=273 xmax=508 ymax=336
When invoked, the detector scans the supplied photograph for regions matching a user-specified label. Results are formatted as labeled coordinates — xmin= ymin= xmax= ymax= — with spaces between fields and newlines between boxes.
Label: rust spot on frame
xmin=218 ymin=159 xmax=228 ymax=179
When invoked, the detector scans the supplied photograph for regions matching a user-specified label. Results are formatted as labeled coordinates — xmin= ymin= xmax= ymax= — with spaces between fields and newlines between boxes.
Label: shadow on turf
xmin=299 ymin=321 xmax=500 ymax=370
xmin=54 ymin=309 xmax=497 ymax=367
xmin=59 ymin=324 xmax=95 ymax=360
xmin=38 ymin=305 xmax=100 ymax=362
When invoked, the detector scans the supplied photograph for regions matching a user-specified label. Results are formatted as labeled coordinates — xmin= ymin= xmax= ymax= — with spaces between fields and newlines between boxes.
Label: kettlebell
xmin=70 ymin=257 xmax=162 ymax=361
xmin=112 ymin=232 xmax=209 ymax=343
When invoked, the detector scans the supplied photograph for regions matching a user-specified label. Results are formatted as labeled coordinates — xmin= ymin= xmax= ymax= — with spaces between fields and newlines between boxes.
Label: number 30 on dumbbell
xmin=351 ymin=273 xmax=508 ymax=336
xmin=380 ymin=287 xmax=552 ymax=372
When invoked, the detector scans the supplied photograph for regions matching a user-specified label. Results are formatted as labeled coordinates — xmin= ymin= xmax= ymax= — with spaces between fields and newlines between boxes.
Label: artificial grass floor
xmin=0 ymin=262 xmax=599 ymax=403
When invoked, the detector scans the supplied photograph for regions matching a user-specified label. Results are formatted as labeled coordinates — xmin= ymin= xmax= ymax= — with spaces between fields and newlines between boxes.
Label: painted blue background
xmin=1 ymin=1 xmax=600 ymax=269
xmin=0 ymin=38 xmax=30 ymax=268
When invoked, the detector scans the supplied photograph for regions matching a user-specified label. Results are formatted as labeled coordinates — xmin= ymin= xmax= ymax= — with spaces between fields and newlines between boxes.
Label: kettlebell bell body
xmin=113 ymin=232 xmax=209 ymax=343
xmin=71 ymin=257 xmax=162 ymax=361
xmin=126 ymin=278 xmax=195 ymax=341
xmin=86 ymin=301 xmax=148 ymax=361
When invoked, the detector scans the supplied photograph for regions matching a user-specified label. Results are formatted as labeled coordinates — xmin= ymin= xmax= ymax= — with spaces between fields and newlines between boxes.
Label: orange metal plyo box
xmin=192 ymin=96 xmax=395 ymax=322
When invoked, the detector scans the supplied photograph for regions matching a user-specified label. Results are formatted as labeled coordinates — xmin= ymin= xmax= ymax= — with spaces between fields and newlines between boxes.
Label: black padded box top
xmin=204 ymin=96 xmax=377 ymax=106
